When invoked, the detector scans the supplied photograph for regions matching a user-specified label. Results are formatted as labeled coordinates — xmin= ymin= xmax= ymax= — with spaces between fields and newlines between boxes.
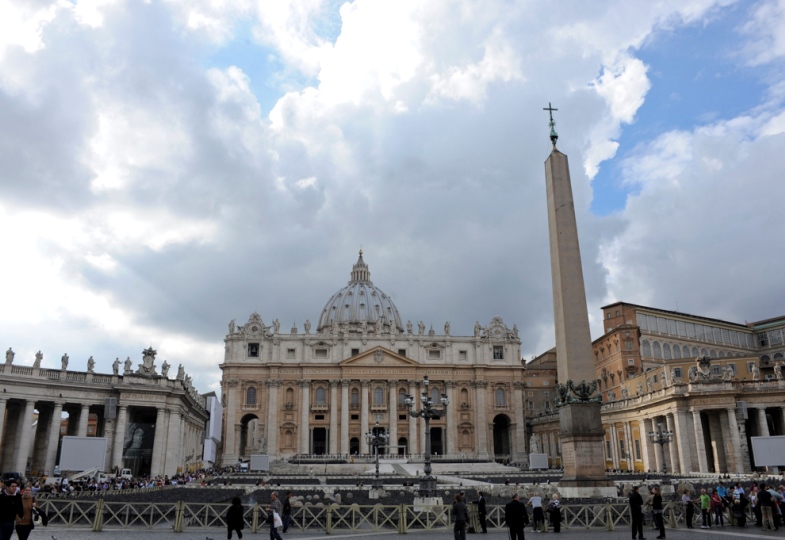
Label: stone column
xmin=265 ymin=380 xmax=280 ymax=457
xmin=388 ymin=381 xmax=398 ymax=455
xmin=408 ymin=380 xmax=418 ymax=457
xmin=708 ymin=412 xmax=727 ymax=472
xmin=474 ymin=381 xmax=489 ymax=460
xmin=223 ymin=379 xmax=239 ymax=464
xmin=44 ymin=401 xmax=64 ymax=475
xmin=0 ymin=398 xmax=7 ymax=450
xmin=625 ymin=422 xmax=635 ymax=471
xmin=329 ymin=381 xmax=339 ymax=455
xmin=726 ymin=408 xmax=744 ymax=474
xmin=692 ymin=410 xmax=709 ymax=473
xmin=299 ymin=381 xmax=310 ymax=454
xmin=640 ymin=418 xmax=655 ymax=472
xmin=150 ymin=407 xmax=167 ymax=476
xmin=14 ymin=400 xmax=36 ymax=473
xmin=112 ymin=405 xmax=128 ymax=471
xmin=340 ymin=380 xmax=350 ymax=455
xmin=513 ymin=382 xmax=526 ymax=464
xmin=665 ymin=414 xmax=680 ymax=474
xmin=757 ymin=407 xmax=770 ymax=436
xmin=164 ymin=408 xmax=182 ymax=475
xmin=673 ymin=410 xmax=693 ymax=474
xmin=360 ymin=381 xmax=370 ymax=454
xmin=77 ymin=404 xmax=90 ymax=437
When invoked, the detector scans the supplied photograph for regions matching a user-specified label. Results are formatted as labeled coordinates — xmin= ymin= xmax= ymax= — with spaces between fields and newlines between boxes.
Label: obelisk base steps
xmin=558 ymin=403 xmax=614 ymax=496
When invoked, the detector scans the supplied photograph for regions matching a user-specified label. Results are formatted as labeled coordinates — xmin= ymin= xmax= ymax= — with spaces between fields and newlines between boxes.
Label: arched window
xmin=761 ymin=355 xmax=771 ymax=362
xmin=351 ymin=388 xmax=359 ymax=406
xmin=710 ymin=349 xmax=717 ymax=358
xmin=672 ymin=345 xmax=682 ymax=359
xmin=683 ymin=345 xmax=690 ymax=358
xmin=663 ymin=343 xmax=672 ymax=360
xmin=495 ymin=388 xmax=506 ymax=407
xmin=700 ymin=348 xmax=708 ymax=356
xmin=246 ymin=387 xmax=257 ymax=406
xmin=373 ymin=386 xmax=384 ymax=406
xmin=398 ymin=390 xmax=407 ymax=406
xmin=653 ymin=342 xmax=662 ymax=359
xmin=775 ymin=353 xmax=784 ymax=360
xmin=315 ymin=387 xmax=326 ymax=405
xmin=692 ymin=347 xmax=699 ymax=357
xmin=642 ymin=340 xmax=651 ymax=357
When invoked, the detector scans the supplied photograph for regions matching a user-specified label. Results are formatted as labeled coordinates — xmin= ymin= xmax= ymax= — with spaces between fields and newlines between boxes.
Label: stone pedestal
xmin=558 ymin=403 xmax=614 ymax=490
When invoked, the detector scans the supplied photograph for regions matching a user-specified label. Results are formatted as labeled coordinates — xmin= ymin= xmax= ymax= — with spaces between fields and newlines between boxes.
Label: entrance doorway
xmin=430 ymin=427 xmax=444 ymax=456
xmin=312 ymin=427 xmax=327 ymax=455
xmin=493 ymin=415 xmax=511 ymax=460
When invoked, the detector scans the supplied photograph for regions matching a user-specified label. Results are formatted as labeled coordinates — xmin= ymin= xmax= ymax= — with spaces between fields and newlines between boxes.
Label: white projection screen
xmin=750 ymin=436 xmax=785 ymax=466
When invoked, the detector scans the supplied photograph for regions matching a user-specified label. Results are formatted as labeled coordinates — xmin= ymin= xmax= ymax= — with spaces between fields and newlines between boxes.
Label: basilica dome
xmin=317 ymin=251 xmax=404 ymax=333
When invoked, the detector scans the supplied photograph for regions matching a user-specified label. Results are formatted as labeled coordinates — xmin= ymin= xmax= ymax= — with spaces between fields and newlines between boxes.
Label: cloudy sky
xmin=2 ymin=0 xmax=784 ymax=396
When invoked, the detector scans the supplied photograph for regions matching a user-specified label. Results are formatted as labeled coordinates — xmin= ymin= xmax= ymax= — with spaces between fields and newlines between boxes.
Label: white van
xmin=120 ymin=468 xmax=133 ymax=480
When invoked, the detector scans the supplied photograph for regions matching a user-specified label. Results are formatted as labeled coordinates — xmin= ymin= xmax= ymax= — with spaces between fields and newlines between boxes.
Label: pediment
xmin=338 ymin=346 xmax=419 ymax=367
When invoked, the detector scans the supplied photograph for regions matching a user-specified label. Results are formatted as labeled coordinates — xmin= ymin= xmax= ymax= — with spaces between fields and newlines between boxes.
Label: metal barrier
xmin=36 ymin=499 xmax=758 ymax=533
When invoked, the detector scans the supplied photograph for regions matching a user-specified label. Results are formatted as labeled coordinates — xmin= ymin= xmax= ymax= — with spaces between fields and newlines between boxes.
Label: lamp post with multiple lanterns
xmin=365 ymin=421 xmax=389 ymax=489
xmin=404 ymin=375 xmax=449 ymax=497
xmin=647 ymin=422 xmax=674 ymax=484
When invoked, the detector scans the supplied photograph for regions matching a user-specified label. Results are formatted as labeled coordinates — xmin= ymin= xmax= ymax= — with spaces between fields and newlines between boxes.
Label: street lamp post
xmin=648 ymin=422 xmax=674 ymax=484
xmin=365 ymin=421 xmax=389 ymax=490
xmin=404 ymin=375 xmax=449 ymax=497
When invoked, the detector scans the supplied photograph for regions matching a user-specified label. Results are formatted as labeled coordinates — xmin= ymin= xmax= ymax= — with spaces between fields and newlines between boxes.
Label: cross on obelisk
xmin=543 ymin=102 xmax=559 ymax=147
xmin=541 ymin=104 xmax=613 ymax=496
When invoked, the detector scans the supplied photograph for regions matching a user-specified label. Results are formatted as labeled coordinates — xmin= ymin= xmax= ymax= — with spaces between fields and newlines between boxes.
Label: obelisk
xmin=542 ymin=104 xmax=614 ymax=497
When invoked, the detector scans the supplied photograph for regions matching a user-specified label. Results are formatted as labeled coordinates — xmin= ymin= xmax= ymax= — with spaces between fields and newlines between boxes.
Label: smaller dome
xmin=317 ymin=251 xmax=403 ymax=333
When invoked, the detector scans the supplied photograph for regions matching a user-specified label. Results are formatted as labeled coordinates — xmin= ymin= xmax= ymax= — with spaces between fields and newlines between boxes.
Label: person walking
xmin=226 ymin=496 xmax=244 ymax=540
xmin=504 ymin=493 xmax=529 ymax=540
xmin=629 ymin=485 xmax=645 ymax=540
xmin=14 ymin=486 xmax=36 ymax=540
xmin=547 ymin=494 xmax=561 ymax=533
xmin=759 ymin=483 xmax=777 ymax=531
xmin=452 ymin=493 xmax=469 ymax=540
xmin=282 ymin=491 xmax=292 ymax=533
xmin=267 ymin=491 xmax=284 ymax=540
xmin=528 ymin=491 xmax=545 ymax=532
xmin=699 ymin=488 xmax=711 ymax=529
xmin=650 ymin=486 xmax=665 ymax=539
xmin=473 ymin=491 xmax=488 ymax=533
xmin=682 ymin=489 xmax=694 ymax=529
xmin=0 ymin=481 xmax=23 ymax=540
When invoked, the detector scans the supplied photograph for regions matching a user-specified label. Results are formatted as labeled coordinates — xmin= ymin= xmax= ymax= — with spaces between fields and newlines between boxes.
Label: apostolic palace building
xmin=218 ymin=251 xmax=528 ymax=465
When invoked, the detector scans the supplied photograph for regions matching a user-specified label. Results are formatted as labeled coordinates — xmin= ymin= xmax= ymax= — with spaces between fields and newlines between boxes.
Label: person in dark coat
xmin=282 ymin=491 xmax=292 ymax=533
xmin=547 ymin=494 xmax=562 ymax=533
xmin=226 ymin=496 xmax=245 ymax=539
xmin=629 ymin=485 xmax=644 ymax=540
xmin=473 ymin=491 xmax=488 ymax=533
xmin=0 ymin=481 xmax=23 ymax=540
xmin=505 ymin=494 xmax=530 ymax=540
xmin=453 ymin=493 xmax=469 ymax=540
xmin=650 ymin=486 xmax=665 ymax=539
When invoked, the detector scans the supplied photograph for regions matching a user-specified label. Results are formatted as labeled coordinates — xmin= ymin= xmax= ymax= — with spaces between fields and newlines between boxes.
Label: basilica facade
xmin=218 ymin=252 xmax=527 ymax=465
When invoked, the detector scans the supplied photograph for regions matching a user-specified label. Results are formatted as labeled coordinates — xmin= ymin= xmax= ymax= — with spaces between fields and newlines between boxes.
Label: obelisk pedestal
xmin=543 ymin=113 xmax=615 ymax=497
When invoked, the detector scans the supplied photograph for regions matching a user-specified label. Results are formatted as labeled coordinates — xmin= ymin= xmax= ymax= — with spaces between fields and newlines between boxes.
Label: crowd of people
xmin=629 ymin=479 xmax=785 ymax=538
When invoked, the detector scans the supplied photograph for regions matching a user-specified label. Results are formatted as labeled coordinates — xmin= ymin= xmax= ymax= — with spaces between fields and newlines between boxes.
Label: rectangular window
xmin=634 ymin=439 xmax=641 ymax=460
xmin=459 ymin=350 xmax=468 ymax=360
xmin=696 ymin=325 xmax=705 ymax=341
xmin=747 ymin=334 xmax=756 ymax=348
xmin=626 ymin=341 xmax=633 ymax=350
xmin=748 ymin=361 xmax=757 ymax=373
xmin=428 ymin=349 xmax=441 ymax=360
xmin=544 ymin=391 xmax=550 ymax=399
xmin=247 ymin=343 xmax=259 ymax=357
xmin=314 ymin=415 xmax=325 ymax=420
xmin=676 ymin=321 xmax=687 ymax=337
xmin=721 ymin=328 xmax=731 ymax=345
xmin=351 ymin=348 xmax=360 ymax=356
xmin=398 ymin=349 xmax=407 ymax=357
xmin=771 ymin=330 xmax=783 ymax=346
xmin=667 ymin=319 xmax=677 ymax=335
xmin=493 ymin=346 xmax=504 ymax=359
xmin=351 ymin=414 xmax=359 ymax=420
xmin=606 ymin=440 xmax=612 ymax=459
xmin=657 ymin=317 xmax=668 ymax=334
xmin=286 ymin=348 xmax=296 ymax=359
xmin=314 ymin=348 xmax=328 ymax=359
xmin=714 ymin=328 xmax=722 ymax=343
xmin=711 ymin=365 xmax=722 ymax=376
xmin=728 ymin=364 xmax=737 ymax=375
xmin=686 ymin=323 xmax=696 ymax=338
xmin=653 ymin=374 xmax=658 ymax=383
xmin=673 ymin=367 xmax=683 ymax=378
xmin=399 ymin=415 xmax=406 ymax=421
xmin=731 ymin=331 xmax=740 ymax=346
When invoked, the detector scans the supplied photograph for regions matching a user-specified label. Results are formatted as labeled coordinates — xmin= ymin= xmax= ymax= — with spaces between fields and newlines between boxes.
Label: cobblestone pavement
xmin=40 ymin=526 xmax=785 ymax=540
